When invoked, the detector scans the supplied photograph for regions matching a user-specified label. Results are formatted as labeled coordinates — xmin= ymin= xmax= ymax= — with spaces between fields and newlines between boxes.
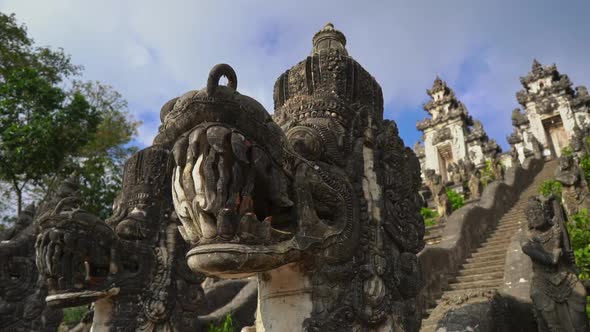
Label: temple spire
xmin=311 ymin=22 xmax=348 ymax=55
xmin=531 ymin=58 xmax=543 ymax=74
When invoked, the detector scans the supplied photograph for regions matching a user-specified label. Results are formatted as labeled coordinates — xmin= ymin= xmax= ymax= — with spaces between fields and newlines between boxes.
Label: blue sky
xmin=1 ymin=0 xmax=589 ymax=151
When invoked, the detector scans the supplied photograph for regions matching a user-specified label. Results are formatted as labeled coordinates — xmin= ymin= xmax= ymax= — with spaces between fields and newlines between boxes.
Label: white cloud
xmin=1 ymin=0 xmax=588 ymax=148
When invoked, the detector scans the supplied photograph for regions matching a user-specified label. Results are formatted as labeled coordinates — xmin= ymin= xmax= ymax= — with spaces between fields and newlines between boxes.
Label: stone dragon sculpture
xmin=157 ymin=23 xmax=425 ymax=331
xmin=34 ymin=23 xmax=425 ymax=331
xmin=0 ymin=204 xmax=63 ymax=332
xmin=34 ymin=148 xmax=256 ymax=331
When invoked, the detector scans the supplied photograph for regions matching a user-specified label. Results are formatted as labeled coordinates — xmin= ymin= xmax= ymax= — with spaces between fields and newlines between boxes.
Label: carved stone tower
xmin=509 ymin=60 xmax=590 ymax=161
xmin=415 ymin=77 xmax=499 ymax=182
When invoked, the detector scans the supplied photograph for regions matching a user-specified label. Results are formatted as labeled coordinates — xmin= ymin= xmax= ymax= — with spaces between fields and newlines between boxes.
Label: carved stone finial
xmin=531 ymin=58 xmax=542 ymax=74
xmin=312 ymin=22 xmax=348 ymax=55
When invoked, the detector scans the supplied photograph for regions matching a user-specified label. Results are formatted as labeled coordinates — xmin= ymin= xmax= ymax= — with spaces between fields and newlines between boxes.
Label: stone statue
xmin=0 ymin=204 xmax=63 ymax=332
xmin=510 ymin=146 xmax=521 ymax=167
xmin=448 ymin=162 xmax=462 ymax=185
xmin=155 ymin=23 xmax=425 ymax=331
xmin=571 ymin=125 xmax=584 ymax=156
xmin=426 ymin=171 xmax=451 ymax=218
xmin=555 ymin=154 xmax=590 ymax=216
xmin=468 ymin=169 xmax=482 ymax=200
xmin=521 ymin=195 xmax=589 ymax=332
xmin=35 ymin=149 xmax=256 ymax=331
xmin=531 ymin=135 xmax=544 ymax=159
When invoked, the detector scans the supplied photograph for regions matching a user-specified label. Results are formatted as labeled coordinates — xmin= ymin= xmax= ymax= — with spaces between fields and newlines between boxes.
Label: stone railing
xmin=417 ymin=155 xmax=544 ymax=309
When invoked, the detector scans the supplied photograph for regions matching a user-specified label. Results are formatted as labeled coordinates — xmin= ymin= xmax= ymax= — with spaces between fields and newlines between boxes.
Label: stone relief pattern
xmin=270 ymin=37 xmax=424 ymax=331
xmin=0 ymin=206 xmax=63 ymax=332
xmin=34 ymin=147 xmax=207 ymax=332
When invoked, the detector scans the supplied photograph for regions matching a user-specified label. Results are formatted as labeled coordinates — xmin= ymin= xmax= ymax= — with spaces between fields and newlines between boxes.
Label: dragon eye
xmin=286 ymin=126 xmax=323 ymax=160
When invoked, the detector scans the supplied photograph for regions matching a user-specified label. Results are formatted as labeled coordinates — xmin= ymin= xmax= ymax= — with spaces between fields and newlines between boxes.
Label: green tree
xmin=539 ymin=180 xmax=563 ymax=199
xmin=0 ymin=66 xmax=99 ymax=214
xmin=0 ymin=12 xmax=139 ymax=218
xmin=480 ymin=160 xmax=496 ymax=187
xmin=208 ymin=314 xmax=235 ymax=332
xmin=446 ymin=188 xmax=464 ymax=211
xmin=63 ymin=81 xmax=140 ymax=219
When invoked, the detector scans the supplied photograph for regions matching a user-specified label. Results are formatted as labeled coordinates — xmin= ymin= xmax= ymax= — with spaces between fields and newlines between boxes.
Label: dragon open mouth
xmin=172 ymin=122 xmax=349 ymax=277
xmin=35 ymin=216 xmax=116 ymax=307
xmin=172 ymin=123 xmax=296 ymax=249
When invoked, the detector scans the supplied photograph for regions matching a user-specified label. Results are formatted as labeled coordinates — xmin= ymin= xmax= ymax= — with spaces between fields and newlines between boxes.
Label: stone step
xmin=487 ymin=229 xmax=519 ymax=239
xmin=470 ymin=249 xmax=507 ymax=260
xmin=458 ymin=264 xmax=507 ymax=276
xmin=481 ymin=236 xmax=512 ymax=245
xmin=452 ymin=271 xmax=504 ymax=283
xmin=496 ymin=223 xmax=525 ymax=231
xmin=446 ymin=279 xmax=502 ymax=291
xmin=483 ymin=235 xmax=515 ymax=243
xmin=463 ymin=256 xmax=505 ymax=267
xmin=424 ymin=233 xmax=442 ymax=241
xmin=426 ymin=224 xmax=444 ymax=231
xmin=474 ymin=242 xmax=509 ymax=253
xmin=497 ymin=218 xmax=523 ymax=225
xmin=437 ymin=287 xmax=499 ymax=300
xmin=471 ymin=247 xmax=506 ymax=257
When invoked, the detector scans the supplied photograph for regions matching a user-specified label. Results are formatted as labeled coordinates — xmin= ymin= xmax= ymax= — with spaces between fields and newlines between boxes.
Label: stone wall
xmin=418 ymin=155 xmax=544 ymax=308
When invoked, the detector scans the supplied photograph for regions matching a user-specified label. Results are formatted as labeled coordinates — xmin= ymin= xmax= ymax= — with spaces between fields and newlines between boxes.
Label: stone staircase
xmin=420 ymin=160 xmax=557 ymax=330
xmin=424 ymin=224 xmax=444 ymax=245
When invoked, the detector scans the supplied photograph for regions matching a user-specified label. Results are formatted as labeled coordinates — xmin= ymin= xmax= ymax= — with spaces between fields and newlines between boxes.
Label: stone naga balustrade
xmin=417 ymin=155 xmax=544 ymax=311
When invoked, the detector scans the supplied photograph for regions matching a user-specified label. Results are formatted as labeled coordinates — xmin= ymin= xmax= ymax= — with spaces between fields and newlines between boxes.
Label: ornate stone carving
xmin=417 ymin=77 xmax=499 ymax=182
xmin=432 ymin=127 xmax=453 ymax=145
xmin=467 ymin=169 xmax=482 ymax=200
xmin=35 ymin=148 xmax=256 ymax=331
xmin=521 ymin=195 xmax=589 ymax=332
xmin=466 ymin=120 xmax=487 ymax=142
xmin=555 ymin=154 xmax=590 ymax=216
xmin=512 ymin=108 xmax=530 ymax=127
xmin=425 ymin=170 xmax=451 ymax=218
xmin=0 ymin=205 xmax=63 ymax=332
xmin=157 ymin=23 xmax=425 ymax=331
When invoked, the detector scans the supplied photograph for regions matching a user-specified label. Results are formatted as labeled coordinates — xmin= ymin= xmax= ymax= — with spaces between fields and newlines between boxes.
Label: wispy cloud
xmin=1 ymin=0 xmax=588 ymax=149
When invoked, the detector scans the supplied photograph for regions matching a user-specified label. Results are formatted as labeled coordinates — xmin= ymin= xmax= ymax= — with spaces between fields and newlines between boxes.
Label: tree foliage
xmin=445 ymin=188 xmax=464 ymax=211
xmin=538 ymin=179 xmax=563 ymax=199
xmin=208 ymin=314 xmax=235 ymax=332
xmin=420 ymin=207 xmax=439 ymax=227
xmin=480 ymin=159 xmax=496 ymax=187
xmin=62 ymin=81 xmax=139 ymax=219
xmin=0 ymin=12 xmax=139 ymax=218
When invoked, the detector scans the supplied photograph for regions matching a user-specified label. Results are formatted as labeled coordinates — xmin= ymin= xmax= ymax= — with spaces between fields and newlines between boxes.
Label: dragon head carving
xmin=158 ymin=23 xmax=425 ymax=331
xmin=34 ymin=147 xmax=213 ymax=331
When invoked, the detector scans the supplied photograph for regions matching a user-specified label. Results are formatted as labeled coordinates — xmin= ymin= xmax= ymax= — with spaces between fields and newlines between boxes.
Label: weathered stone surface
xmin=159 ymin=23 xmax=425 ymax=331
xmin=555 ymin=154 xmax=590 ymax=216
xmin=521 ymin=195 xmax=589 ymax=331
xmin=34 ymin=149 xmax=256 ymax=331
xmin=418 ymin=156 xmax=544 ymax=317
xmin=0 ymin=205 xmax=63 ymax=332
xmin=510 ymin=60 xmax=590 ymax=161
xmin=415 ymin=77 xmax=500 ymax=186
xmin=424 ymin=290 xmax=537 ymax=332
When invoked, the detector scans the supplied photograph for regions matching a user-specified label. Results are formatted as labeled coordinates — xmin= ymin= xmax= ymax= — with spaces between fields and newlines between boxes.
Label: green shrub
xmin=567 ymin=208 xmax=590 ymax=319
xmin=480 ymin=160 xmax=496 ymax=187
xmin=580 ymin=154 xmax=590 ymax=187
xmin=421 ymin=207 xmax=439 ymax=227
xmin=568 ymin=209 xmax=590 ymax=280
xmin=62 ymin=306 xmax=87 ymax=326
xmin=208 ymin=314 xmax=235 ymax=332
xmin=561 ymin=145 xmax=574 ymax=157
xmin=538 ymin=180 xmax=563 ymax=198
xmin=445 ymin=188 xmax=464 ymax=211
